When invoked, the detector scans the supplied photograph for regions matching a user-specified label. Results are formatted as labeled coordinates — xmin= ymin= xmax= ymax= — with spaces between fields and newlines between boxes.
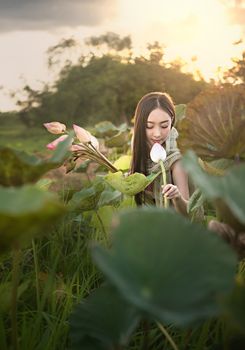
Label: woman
xmin=131 ymin=92 xmax=189 ymax=215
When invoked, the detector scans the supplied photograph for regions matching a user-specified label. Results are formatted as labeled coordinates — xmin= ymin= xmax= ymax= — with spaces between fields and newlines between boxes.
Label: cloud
xmin=0 ymin=0 xmax=117 ymax=32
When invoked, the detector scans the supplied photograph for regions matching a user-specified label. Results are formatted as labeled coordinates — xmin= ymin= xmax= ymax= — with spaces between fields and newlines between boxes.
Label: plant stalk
xmin=159 ymin=160 xmax=169 ymax=208
xmin=11 ymin=247 xmax=21 ymax=350
xmin=157 ymin=322 xmax=179 ymax=350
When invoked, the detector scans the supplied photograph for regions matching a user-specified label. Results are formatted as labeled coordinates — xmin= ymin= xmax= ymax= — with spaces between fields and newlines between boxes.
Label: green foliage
xmin=223 ymin=282 xmax=245 ymax=334
xmin=113 ymin=155 xmax=132 ymax=172
xmin=182 ymin=151 xmax=245 ymax=231
xmin=105 ymin=130 xmax=130 ymax=148
xmin=93 ymin=121 xmax=119 ymax=138
xmin=92 ymin=208 xmax=237 ymax=327
xmin=69 ymin=179 xmax=105 ymax=211
xmin=13 ymin=44 xmax=206 ymax=127
xmin=0 ymin=185 xmax=66 ymax=254
xmin=105 ymin=171 xmax=160 ymax=196
xmin=70 ymin=284 xmax=140 ymax=349
xmin=0 ymin=135 xmax=72 ymax=186
xmin=178 ymin=84 xmax=245 ymax=161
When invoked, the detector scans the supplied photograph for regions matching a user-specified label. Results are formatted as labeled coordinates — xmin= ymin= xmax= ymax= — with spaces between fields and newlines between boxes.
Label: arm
xmin=162 ymin=160 xmax=189 ymax=216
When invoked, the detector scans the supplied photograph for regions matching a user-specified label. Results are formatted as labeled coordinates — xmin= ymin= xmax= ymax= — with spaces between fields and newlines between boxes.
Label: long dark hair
xmin=131 ymin=92 xmax=175 ymax=205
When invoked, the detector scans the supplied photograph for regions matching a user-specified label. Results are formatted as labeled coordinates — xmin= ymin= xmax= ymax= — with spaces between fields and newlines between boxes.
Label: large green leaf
xmin=92 ymin=208 xmax=237 ymax=327
xmin=70 ymin=284 xmax=140 ymax=350
xmin=178 ymin=85 xmax=245 ymax=160
xmin=97 ymin=189 xmax=122 ymax=207
xmin=182 ymin=151 xmax=245 ymax=229
xmin=105 ymin=171 xmax=160 ymax=196
xmin=0 ymin=185 xmax=66 ymax=254
xmin=0 ymin=136 xmax=72 ymax=186
xmin=113 ymin=155 xmax=132 ymax=172
xmin=69 ymin=180 xmax=105 ymax=211
xmin=93 ymin=121 xmax=118 ymax=138
xmin=91 ymin=206 xmax=117 ymax=233
xmin=105 ymin=130 xmax=130 ymax=148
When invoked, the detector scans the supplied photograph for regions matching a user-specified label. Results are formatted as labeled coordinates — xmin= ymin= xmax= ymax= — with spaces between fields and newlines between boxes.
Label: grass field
xmin=0 ymin=121 xmax=55 ymax=154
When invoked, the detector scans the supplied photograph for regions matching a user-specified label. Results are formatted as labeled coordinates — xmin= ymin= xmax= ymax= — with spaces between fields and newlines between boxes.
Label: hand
xmin=162 ymin=184 xmax=181 ymax=200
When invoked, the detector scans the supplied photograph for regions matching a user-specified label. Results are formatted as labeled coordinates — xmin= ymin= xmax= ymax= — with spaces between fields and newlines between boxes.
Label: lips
xmin=152 ymin=140 xmax=162 ymax=144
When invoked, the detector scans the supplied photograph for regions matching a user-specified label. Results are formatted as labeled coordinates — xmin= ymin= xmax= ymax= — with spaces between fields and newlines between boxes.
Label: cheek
xmin=146 ymin=128 xmax=152 ymax=141
xmin=162 ymin=126 xmax=171 ymax=137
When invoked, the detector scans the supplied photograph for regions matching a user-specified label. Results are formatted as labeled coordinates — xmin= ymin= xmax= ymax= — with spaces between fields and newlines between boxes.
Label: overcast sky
xmin=0 ymin=0 xmax=244 ymax=111
xmin=0 ymin=0 xmax=118 ymax=31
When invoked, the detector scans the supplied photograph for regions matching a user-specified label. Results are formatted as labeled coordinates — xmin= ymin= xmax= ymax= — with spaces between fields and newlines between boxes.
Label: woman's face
xmin=146 ymin=108 xmax=172 ymax=148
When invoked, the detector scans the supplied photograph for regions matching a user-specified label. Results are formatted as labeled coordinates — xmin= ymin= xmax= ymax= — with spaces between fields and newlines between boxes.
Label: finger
xmin=162 ymin=184 xmax=173 ymax=193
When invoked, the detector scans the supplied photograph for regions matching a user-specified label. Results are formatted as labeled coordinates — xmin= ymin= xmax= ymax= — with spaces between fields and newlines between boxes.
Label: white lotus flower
xmin=150 ymin=143 xmax=167 ymax=163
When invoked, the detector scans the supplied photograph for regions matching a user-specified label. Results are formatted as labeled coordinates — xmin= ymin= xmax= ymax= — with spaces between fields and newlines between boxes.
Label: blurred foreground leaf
xmin=70 ymin=284 xmax=140 ymax=350
xmin=182 ymin=151 xmax=245 ymax=231
xmin=0 ymin=135 xmax=72 ymax=186
xmin=92 ymin=208 xmax=237 ymax=327
xmin=0 ymin=185 xmax=66 ymax=254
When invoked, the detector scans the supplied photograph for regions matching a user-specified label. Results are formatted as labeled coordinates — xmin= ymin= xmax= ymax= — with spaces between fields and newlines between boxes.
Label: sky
xmin=0 ymin=0 xmax=245 ymax=111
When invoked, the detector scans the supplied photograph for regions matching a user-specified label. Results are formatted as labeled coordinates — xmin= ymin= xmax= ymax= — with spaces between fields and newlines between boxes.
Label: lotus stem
xmin=157 ymin=322 xmax=179 ymax=350
xmin=160 ymin=160 xmax=169 ymax=208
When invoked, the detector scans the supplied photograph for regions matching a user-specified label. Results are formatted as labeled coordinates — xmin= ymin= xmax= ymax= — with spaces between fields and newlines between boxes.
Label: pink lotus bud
xmin=73 ymin=124 xmax=91 ymax=143
xmin=43 ymin=122 xmax=66 ymax=134
xmin=70 ymin=144 xmax=84 ymax=152
xmin=90 ymin=135 xmax=99 ymax=150
xmin=46 ymin=135 xmax=69 ymax=150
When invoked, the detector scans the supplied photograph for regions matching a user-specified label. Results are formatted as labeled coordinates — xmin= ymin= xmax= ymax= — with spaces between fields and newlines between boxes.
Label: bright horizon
xmin=0 ymin=0 xmax=244 ymax=112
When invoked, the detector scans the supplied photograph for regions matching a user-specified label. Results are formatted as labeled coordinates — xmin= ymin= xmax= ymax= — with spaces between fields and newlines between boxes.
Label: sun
xmin=115 ymin=0 xmax=244 ymax=80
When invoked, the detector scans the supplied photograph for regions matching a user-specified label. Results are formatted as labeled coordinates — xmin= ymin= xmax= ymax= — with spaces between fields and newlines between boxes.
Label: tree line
xmin=1 ymin=32 xmax=244 ymax=128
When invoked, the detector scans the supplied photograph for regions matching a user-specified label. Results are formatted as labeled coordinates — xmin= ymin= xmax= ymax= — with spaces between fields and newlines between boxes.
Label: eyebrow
xmin=147 ymin=120 xmax=169 ymax=124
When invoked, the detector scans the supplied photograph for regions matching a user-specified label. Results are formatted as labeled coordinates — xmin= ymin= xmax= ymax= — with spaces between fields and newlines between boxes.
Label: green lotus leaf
xmin=178 ymin=85 xmax=245 ymax=160
xmin=92 ymin=208 xmax=237 ymax=327
xmin=0 ymin=135 xmax=72 ymax=186
xmin=93 ymin=121 xmax=118 ymax=138
xmin=0 ymin=185 xmax=66 ymax=254
xmin=182 ymin=151 xmax=245 ymax=230
xmin=105 ymin=171 xmax=160 ymax=196
xmin=69 ymin=180 xmax=105 ymax=211
xmin=105 ymin=130 xmax=130 ymax=148
xmin=98 ymin=189 xmax=122 ymax=207
xmin=91 ymin=206 xmax=117 ymax=233
xmin=74 ymin=160 xmax=91 ymax=173
xmin=70 ymin=284 xmax=140 ymax=349
xmin=113 ymin=155 xmax=132 ymax=172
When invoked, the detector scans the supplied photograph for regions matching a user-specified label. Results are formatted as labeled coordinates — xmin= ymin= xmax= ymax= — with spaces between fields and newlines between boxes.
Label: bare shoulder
xmin=171 ymin=160 xmax=189 ymax=200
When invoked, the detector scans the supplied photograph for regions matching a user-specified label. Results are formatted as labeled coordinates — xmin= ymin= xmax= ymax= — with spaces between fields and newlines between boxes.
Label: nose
xmin=153 ymin=126 xmax=161 ymax=138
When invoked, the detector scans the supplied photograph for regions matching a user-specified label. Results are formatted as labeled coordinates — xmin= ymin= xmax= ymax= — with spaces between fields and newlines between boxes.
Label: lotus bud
xmin=70 ymin=144 xmax=84 ymax=152
xmin=46 ymin=135 xmax=69 ymax=150
xmin=73 ymin=124 xmax=91 ymax=143
xmin=90 ymin=135 xmax=99 ymax=150
xmin=150 ymin=143 xmax=167 ymax=163
xmin=43 ymin=122 xmax=66 ymax=134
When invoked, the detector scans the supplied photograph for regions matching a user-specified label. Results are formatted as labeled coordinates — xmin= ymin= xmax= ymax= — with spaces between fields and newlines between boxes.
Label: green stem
xmin=159 ymin=160 xmax=169 ymax=209
xmin=11 ymin=247 xmax=21 ymax=350
xmin=156 ymin=322 xmax=179 ymax=350
xmin=32 ymin=239 xmax=41 ymax=312
xmin=95 ymin=210 xmax=107 ymax=237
